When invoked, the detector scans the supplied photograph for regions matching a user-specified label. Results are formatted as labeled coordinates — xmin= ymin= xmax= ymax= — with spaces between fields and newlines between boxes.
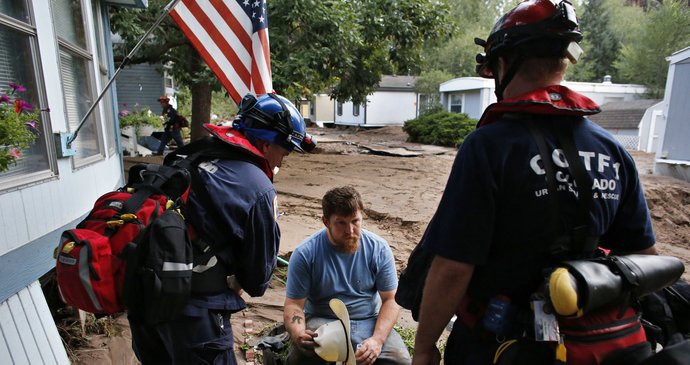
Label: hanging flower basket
xmin=0 ymin=83 xmax=40 ymax=173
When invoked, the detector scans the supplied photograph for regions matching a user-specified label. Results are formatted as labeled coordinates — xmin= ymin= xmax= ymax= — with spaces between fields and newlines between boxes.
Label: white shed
xmin=439 ymin=77 xmax=647 ymax=120
xmin=335 ymin=75 xmax=419 ymax=126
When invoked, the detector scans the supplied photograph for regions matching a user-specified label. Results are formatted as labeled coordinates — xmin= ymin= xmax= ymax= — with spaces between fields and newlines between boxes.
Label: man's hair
xmin=322 ymin=186 xmax=364 ymax=218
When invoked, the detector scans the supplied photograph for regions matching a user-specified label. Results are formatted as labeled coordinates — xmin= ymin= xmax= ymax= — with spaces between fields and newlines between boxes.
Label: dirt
xmin=73 ymin=126 xmax=690 ymax=364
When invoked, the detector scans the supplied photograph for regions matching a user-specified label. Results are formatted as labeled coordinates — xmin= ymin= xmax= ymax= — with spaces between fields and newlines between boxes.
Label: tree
xmin=614 ymin=0 xmax=690 ymax=98
xmin=422 ymin=0 xmax=511 ymax=78
xmin=568 ymin=0 xmax=621 ymax=83
xmin=269 ymin=0 xmax=454 ymax=104
xmin=110 ymin=1 xmax=217 ymax=141
xmin=415 ymin=70 xmax=454 ymax=115
xmin=110 ymin=0 xmax=453 ymax=141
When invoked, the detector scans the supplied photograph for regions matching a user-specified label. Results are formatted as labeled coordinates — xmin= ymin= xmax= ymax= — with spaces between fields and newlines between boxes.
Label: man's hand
xmin=293 ymin=329 xmax=318 ymax=356
xmin=411 ymin=346 xmax=441 ymax=365
xmin=355 ymin=337 xmax=383 ymax=365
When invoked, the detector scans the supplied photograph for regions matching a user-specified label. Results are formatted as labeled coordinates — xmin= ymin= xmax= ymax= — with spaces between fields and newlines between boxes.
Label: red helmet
xmin=475 ymin=0 xmax=582 ymax=78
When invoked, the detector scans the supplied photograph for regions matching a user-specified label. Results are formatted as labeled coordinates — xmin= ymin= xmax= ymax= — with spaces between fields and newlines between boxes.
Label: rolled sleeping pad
xmin=548 ymin=255 xmax=685 ymax=317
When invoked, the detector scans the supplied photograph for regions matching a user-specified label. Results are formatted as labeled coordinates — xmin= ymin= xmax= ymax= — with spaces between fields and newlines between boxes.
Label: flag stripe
xmin=170 ymin=0 xmax=272 ymax=104
xmin=185 ymin=0 xmax=251 ymax=82
xmin=169 ymin=5 xmax=246 ymax=102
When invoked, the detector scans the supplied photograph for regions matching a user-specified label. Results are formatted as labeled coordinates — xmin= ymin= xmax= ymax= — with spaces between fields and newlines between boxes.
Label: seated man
xmin=284 ymin=186 xmax=411 ymax=365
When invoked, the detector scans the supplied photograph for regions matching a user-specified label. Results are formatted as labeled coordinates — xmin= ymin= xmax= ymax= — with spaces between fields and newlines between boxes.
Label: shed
xmin=440 ymin=77 xmax=647 ymax=121
xmin=334 ymin=75 xmax=419 ymax=126
xmin=588 ymin=99 xmax=662 ymax=150
xmin=655 ymin=46 xmax=690 ymax=182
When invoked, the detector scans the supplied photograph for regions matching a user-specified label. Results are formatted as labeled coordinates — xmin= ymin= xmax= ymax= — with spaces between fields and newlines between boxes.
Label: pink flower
xmin=9 ymin=83 xmax=26 ymax=92
xmin=0 ymin=94 xmax=9 ymax=103
xmin=9 ymin=148 xmax=22 ymax=159
xmin=119 ymin=110 xmax=130 ymax=117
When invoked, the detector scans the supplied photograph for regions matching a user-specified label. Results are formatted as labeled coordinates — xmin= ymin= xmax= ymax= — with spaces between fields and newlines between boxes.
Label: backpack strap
xmin=525 ymin=119 xmax=598 ymax=260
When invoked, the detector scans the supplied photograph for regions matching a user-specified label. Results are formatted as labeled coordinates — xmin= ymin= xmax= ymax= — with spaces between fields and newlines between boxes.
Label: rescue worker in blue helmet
xmin=411 ymin=1 xmax=657 ymax=364
xmin=129 ymin=92 xmax=316 ymax=365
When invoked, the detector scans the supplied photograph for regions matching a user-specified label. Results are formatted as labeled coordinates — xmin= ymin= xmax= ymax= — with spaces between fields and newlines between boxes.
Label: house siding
xmin=662 ymin=62 xmax=690 ymax=161
xmin=0 ymin=282 xmax=69 ymax=364
xmin=0 ymin=0 xmax=129 ymax=362
xmin=115 ymin=63 xmax=166 ymax=114
xmin=365 ymin=91 xmax=417 ymax=126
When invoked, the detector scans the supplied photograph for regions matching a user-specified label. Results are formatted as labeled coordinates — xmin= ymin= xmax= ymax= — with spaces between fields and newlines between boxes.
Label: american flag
xmin=169 ymin=0 xmax=272 ymax=104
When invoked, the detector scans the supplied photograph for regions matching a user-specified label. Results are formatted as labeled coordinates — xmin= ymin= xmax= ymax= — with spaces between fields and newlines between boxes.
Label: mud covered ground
xmin=75 ymin=126 xmax=690 ymax=364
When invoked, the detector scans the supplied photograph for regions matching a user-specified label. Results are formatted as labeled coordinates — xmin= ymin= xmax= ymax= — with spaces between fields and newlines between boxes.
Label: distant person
xmin=154 ymin=95 xmax=185 ymax=155
xmin=411 ymin=1 xmax=657 ymax=364
xmin=284 ymin=186 xmax=411 ymax=365
xmin=129 ymin=93 xmax=315 ymax=364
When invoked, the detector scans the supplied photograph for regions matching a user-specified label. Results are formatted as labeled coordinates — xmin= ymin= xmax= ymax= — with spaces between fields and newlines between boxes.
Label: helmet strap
xmin=493 ymin=56 xmax=525 ymax=101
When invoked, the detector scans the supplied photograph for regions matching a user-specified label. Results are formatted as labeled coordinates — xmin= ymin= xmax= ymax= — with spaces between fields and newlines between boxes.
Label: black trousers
xmin=129 ymin=308 xmax=236 ymax=365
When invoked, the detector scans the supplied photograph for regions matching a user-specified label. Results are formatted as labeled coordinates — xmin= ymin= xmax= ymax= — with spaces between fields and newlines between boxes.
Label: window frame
xmin=0 ymin=8 xmax=57 ymax=191
xmin=449 ymin=93 xmax=463 ymax=113
xmin=53 ymin=0 xmax=105 ymax=168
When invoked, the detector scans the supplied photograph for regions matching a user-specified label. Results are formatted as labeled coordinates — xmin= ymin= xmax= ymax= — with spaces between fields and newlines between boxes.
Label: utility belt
xmin=191 ymin=238 xmax=235 ymax=295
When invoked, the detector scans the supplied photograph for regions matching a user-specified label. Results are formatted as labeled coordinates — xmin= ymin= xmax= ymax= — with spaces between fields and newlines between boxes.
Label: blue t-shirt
xmin=422 ymin=117 xmax=655 ymax=302
xmin=286 ymin=229 xmax=398 ymax=320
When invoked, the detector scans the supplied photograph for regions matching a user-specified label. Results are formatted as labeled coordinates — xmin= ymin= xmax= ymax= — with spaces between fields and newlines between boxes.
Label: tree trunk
xmin=189 ymin=52 xmax=212 ymax=142
xmin=190 ymin=81 xmax=211 ymax=142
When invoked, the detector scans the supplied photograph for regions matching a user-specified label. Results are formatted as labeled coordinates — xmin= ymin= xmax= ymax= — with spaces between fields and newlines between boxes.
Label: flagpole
xmin=66 ymin=0 xmax=182 ymax=146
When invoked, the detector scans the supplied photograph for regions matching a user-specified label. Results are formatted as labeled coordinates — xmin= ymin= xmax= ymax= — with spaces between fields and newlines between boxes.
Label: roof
xmin=588 ymin=99 xmax=661 ymax=130
xmin=378 ymin=75 xmax=417 ymax=91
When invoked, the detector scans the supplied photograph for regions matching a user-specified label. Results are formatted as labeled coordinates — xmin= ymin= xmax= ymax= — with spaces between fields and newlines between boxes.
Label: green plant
xmin=118 ymin=103 xmax=162 ymax=135
xmin=403 ymin=111 xmax=477 ymax=147
xmin=0 ymin=83 xmax=40 ymax=172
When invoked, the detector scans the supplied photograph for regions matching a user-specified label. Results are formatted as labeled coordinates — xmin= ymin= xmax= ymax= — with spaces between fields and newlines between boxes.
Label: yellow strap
xmin=493 ymin=339 xmax=518 ymax=364
xmin=106 ymin=219 xmax=124 ymax=227
xmin=120 ymin=213 xmax=138 ymax=221
xmin=555 ymin=342 xmax=567 ymax=364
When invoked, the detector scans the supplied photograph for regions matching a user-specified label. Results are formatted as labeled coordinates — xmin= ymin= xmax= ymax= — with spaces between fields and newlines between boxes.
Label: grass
xmin=395 ymin=325 xmax=447 ymax=358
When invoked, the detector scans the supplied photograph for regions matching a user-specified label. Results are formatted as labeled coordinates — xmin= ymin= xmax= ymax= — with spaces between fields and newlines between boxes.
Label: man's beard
xmin=329 ymin=231 xmax=360 ymax=254
xmin=338 ymin=236 xmax=359 ymax=253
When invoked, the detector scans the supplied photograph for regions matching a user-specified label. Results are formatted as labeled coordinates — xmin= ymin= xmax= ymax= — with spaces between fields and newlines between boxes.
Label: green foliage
xmin=403 ymin=111 xmax=476 ymax=147
xmin=110 ymin=0 xmax=453 ymax=107
xmin=568 ymin=0 xmax=620 ymax=82
xmin=269 ymin=0 xmax=454 ymax=103
xmin=118 ymin=103 xmax=162 ymax=135
xmin=422 ymin=0 xmax=518 ymax=77
xmin=415 ymin=70 xmax=454 ymax=115
xmin=614 ymin=0 xmax=690 ymax=98
xmin=0 ymin=84 xmax=39 ymax=172
xmin=395 ymin=325 xmax=417 ymax=356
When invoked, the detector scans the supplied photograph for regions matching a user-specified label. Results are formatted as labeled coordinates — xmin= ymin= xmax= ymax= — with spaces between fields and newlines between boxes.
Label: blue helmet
xmin=234 ymin=93 xmax=315 ymax=153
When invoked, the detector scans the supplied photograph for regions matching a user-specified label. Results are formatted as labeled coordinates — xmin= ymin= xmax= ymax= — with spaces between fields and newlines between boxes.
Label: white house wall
xmin=313 ymin=94 xmax=334 ymax=125
xmin=365 ymin=91 xmax=417 ymax=126
xmin=0 ymin=282 xmax=69 ymax=364
xmin=637 ymin=102 xmax=665 ymax=153
xmin=440 ymin=77 xmax=646 ymax=121
xmin=335 ymin=100 xmax=365 ymax=126
xmin=1 ymin=0 xmax=126 ymax=363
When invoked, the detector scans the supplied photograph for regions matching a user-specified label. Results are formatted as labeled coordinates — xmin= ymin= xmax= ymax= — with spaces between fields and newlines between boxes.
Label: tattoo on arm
xmin=291 ymin=315 xmax=303 ymax=324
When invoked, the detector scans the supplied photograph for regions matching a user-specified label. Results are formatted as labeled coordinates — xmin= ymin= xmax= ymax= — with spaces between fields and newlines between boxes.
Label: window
xmin=450 ymin=94 xmax=463 ymax=113
xmin=52 ymin=0 xmax=103 ymax=166
xmin=92 ymin=0 xmax=116 ymax=156
xmin=352 ymin=104 xmax=360 ymax=117
xmin=0 ymin=1 xmax=52 ymax=186
xmin=337 ymin=102 xmax=343 ymax=116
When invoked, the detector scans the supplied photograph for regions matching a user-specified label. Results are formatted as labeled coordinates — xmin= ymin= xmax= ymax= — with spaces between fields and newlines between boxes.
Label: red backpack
xmin=55 ymin=164 xmax=191 ymax=317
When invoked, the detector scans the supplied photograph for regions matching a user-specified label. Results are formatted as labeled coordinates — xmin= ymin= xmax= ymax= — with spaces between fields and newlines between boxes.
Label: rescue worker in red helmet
xmin=411 ymin=1 xmax=657 ymax=364
xmin=129 ymin=93 xmax=316 ymax=364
